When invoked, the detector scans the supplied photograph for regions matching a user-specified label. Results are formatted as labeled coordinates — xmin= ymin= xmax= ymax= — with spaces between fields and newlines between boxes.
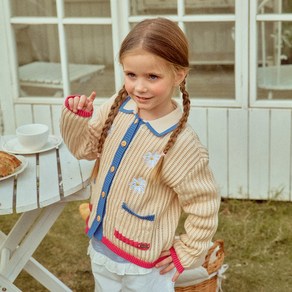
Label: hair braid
xmin=91 ymin=86 xmax=128 ymax=182
xmin=151 ymin=79 xmax=190 ymax=183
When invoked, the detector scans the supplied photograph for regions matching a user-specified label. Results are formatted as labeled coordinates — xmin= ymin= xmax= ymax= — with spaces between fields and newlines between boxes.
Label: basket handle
xmin=202 ymin=239 xmax=224 ymax=275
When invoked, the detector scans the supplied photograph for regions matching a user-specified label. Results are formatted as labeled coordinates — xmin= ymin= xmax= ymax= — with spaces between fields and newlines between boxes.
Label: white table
xmin=257 ymin=65 xmax=292 ymax=99
xmin=0 ymin=138 xmax=94 ymax=291
xmin=19 ymin=62 xmax=105 ymax=89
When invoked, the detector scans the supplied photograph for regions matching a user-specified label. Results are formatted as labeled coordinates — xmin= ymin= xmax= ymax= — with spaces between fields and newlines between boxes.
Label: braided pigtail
xmin=91 ymin=86 xmax=128 ymax=182
xmin=151 ymin=79 xmax=190 ymax=184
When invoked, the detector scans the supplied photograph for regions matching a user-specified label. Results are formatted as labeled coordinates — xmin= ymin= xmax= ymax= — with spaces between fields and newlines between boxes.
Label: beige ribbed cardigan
xmin=60 ymin=95 xmax=220 ymax=272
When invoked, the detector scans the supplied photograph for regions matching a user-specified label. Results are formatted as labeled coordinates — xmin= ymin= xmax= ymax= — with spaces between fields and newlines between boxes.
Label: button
xmin=101 ymin=191 xmax=106 ymax=198
xmin=134 ymin=119 xmax=138 ymax=124
xmin=97 ymin=215 xmax=101 ymax=222
xmin=110 ymin=166 xmax=115 ymax=172
xmin=121 ymin=140 xmax=127 ymax=147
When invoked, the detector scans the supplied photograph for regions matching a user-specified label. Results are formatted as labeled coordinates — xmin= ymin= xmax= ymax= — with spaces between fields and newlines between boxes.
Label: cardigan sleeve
xmin=60 ymin=94 xmax=116 ymax=160
xmin=172 ymin=157 xmax=220 ymax=270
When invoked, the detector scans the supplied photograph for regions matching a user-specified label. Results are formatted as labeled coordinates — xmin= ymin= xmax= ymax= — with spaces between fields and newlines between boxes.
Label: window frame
xmin=250 ymin=0 xmax=292 ymax=108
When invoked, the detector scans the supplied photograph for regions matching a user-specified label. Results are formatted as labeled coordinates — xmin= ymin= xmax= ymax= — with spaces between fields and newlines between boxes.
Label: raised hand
xmin=68 ymin=91 xmax=96 ymax=113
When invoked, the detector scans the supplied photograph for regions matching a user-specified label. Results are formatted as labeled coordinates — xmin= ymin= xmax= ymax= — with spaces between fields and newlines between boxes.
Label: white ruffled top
xmin=88 ymin=238 xmax=152 ymax=276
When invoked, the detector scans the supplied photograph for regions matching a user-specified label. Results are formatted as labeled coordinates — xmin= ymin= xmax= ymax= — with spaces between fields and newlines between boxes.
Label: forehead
xmin=121 ymin=49 xmax=171 ymax=72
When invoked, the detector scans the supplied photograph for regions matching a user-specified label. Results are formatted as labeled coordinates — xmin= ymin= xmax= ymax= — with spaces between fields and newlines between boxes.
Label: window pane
xmin=186 ymin=22 xmax=235 ymax=99
xmin=130 ymin=0 xmax=176 ymax=15
xmin=258 ymin=0 xmax=292 ymax=14
xmin=11 ymin=0 xmax=57 ymax=17
xmin=64 ymin=0 xmax=110 ymax=17
xmin=66 ymin=25 xmax=114 ymax=98
xmin=257 ymin=21 xmax=292 ymax=100
xmin=185 ymin=0 xmax=235 ymax=15
xmin=130 ymin=0 xmax=235 ymax=15
xmin=15 ymin=24 xmax=63 ymax=97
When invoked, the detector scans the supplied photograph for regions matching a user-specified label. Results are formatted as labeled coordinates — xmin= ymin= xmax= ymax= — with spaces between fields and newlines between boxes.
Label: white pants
xmin=91 ymin=260 xmax=176 ymax=292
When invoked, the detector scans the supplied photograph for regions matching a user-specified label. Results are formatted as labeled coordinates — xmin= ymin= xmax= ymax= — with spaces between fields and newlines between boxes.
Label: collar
xmin=119 ymin=96 xmax=182 ymax=137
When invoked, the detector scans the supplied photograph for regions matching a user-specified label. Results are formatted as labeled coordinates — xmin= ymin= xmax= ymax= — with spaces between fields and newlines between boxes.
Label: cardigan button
xmin=121 ymin=140 xmax=127 ymax=147
xmin=101 ymin=191 xmax=106 ymax=198
xmin=96 ymin=215 xmax=101 ymax=222
xmin=110 ymin=166 xmax=115 ymax=172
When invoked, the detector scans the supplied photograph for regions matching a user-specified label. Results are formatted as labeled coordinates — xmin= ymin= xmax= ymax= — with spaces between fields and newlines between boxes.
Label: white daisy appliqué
xmin=143 ymin=152 xmax=161 ymax=168
xmin=129 ymin=177 xmax=147 ymax=194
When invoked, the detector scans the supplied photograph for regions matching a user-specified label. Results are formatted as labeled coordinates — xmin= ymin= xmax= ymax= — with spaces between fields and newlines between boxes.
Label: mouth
xmin=135 ymin=95 xmax=153 ymax=101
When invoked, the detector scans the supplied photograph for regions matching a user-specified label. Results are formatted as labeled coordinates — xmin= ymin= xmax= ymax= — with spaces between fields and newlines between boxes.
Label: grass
xmin=1 ymin=199 xmax=292 ymax=291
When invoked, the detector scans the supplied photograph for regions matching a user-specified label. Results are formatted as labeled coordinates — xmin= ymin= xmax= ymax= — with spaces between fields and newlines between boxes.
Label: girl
xmin=60 ymin=17 xmax=220 ymax=292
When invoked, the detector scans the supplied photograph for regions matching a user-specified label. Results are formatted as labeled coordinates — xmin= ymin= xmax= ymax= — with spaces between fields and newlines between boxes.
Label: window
xmin=251 ymin=0 xmax=292 ymax=107
xmin=11 ymin=0 xmax=113 ymax=99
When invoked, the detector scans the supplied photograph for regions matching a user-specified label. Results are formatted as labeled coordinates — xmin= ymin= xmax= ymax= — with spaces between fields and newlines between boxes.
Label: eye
xmin=126 ymin=72 xmax=135 ymax=78
xmin=149 ymin=74 xmax=158 ymax=80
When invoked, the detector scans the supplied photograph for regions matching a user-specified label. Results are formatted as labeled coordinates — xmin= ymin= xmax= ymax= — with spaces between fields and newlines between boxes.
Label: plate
xmin=0 ymin=155 xmax=28 ymax=181
xmin=2 ymin=135 xmax=62 ymax=155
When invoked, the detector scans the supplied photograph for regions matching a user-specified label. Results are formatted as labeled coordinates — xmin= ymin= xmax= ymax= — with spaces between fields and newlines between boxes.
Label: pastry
xmin=0 ymin=151 xmax=22 ymax=177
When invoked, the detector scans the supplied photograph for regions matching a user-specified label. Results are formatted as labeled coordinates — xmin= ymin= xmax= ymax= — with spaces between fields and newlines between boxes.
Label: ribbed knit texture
xmin=60 ymin=96 xmax=220 ymax=272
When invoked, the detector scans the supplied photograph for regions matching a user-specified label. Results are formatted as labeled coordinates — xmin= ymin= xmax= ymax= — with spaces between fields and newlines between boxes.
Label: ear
xmin=174 ymin=69 xmax=187 ymax=86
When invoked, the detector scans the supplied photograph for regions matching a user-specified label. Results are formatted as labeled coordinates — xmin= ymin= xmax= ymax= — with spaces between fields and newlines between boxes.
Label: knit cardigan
xmin=60 ymin=94 xmax=220 ymax=274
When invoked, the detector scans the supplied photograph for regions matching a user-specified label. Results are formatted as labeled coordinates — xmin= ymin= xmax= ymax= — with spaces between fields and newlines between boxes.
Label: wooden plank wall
xmin=13 ymin=103 xmax=292 ymax=201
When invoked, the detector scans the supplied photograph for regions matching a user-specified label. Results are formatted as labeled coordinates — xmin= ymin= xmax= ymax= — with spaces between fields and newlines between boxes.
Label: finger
xmin=72 ymin=96 xmax=81 ymax=113
xmin=159 ymin=262 xmax=175 ymax=275
xmin=160 ymin=250 xmax=171 ymax=257
xmin=172 ymin=271 xmax=180 ymax=282
xmin=68 ymin=98 xmax=74 ymax=111
xmin=77 ymin=95 xmax=87 ymax=110
xmin=88 ymin=91 xmax=96 ymax=102
xmin=155 ymin=255 xmax=172 ymax=268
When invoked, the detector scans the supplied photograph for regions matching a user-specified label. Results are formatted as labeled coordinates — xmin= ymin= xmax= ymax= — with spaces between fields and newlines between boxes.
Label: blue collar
xmin=119 ymin=97 xmax=182 ymax=137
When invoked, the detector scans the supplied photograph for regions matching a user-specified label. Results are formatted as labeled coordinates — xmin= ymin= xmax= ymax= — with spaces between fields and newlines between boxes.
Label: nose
xmin=135 ymin=79 xmax=147 ymax=93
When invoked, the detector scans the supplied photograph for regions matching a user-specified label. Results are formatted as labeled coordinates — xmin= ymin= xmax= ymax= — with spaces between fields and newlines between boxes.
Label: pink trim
xmin=114 ymin=229 xmax=150 ymax=250
xmin=102 ymin=236 xmax=167 ymax=269
xmin=65 ymin=95 xmax=93 ymax=118
xmin=170 ymin=247 xmax=184 ymax=274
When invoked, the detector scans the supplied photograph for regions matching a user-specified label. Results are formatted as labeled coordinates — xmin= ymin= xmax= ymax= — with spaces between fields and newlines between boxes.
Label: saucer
xmin=0 ymin=155 xmax=28 ymax=181
xmin=2 ymin=135 xmax=62 ymax=155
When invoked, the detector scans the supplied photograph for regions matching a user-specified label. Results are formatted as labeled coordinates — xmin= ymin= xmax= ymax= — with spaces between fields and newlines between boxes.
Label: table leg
xmin=0 ymin=232 xmax=71 ymax=292
xmin=0 ymin=201 xmax=72 ymax=291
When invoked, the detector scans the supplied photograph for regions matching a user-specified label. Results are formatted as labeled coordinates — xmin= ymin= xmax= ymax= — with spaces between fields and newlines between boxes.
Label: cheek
xmin=124 ymin=78 xmax=136 ymax=92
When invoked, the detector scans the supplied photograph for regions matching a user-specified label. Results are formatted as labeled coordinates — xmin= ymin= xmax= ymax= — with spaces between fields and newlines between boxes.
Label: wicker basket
xmin=175 ymin=240 xmax=225 ymax=292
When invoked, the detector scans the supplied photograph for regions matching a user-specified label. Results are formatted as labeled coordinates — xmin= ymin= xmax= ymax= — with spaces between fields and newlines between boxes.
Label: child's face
xmin=122 ymin=49 xmax=185 ymax=120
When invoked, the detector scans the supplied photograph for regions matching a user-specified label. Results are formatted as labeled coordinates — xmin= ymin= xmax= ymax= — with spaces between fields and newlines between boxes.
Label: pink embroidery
xmin=114 ymin=229 xmax=150 ymax=250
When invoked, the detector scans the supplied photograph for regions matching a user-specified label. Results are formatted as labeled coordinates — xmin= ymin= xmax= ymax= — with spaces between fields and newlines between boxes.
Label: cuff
xmin=170 ymin=247 xmax=184 ymax=274
xmin=65 ymin=95 xmax=93 ymax=118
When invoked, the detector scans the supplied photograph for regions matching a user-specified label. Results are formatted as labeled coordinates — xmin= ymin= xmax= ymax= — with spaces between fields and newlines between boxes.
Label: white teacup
xmin=16 ymin=123 xmax=49 ymax=151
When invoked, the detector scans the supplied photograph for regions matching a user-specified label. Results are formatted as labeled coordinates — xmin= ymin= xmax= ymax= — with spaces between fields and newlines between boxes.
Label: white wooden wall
xmin=190 ymin=107 xmax=292 ymax=201
xmin=12 ymin=103 xmax=292 ymax=202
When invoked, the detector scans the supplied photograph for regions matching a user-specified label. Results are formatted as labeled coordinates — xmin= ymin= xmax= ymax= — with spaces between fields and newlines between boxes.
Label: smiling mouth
xmin=136 ymin=95 xmax=152 ymax=100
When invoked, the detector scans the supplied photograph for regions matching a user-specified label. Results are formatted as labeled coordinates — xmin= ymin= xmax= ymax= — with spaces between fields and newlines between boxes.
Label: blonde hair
xmin=91 ymin=18 xmax=190 ymax=183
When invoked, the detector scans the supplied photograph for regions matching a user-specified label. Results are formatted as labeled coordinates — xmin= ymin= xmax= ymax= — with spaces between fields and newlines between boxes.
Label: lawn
xmin=1 ymin=199 xmax=292 ymax=291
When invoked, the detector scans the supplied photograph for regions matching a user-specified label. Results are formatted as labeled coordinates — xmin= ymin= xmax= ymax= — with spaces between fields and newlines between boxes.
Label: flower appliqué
xmin=143 ymin=152 xmax=161 ymax=168
xmin=129 ymin=177 xmax=147 ymax=194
